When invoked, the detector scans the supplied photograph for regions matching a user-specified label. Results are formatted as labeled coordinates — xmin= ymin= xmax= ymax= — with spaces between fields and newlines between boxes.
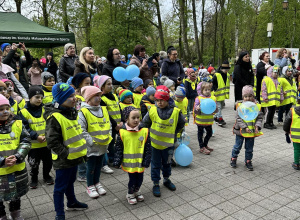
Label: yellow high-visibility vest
xmin=119 ymin=102 xmax=136 ymax=111
xmin=10 ymin=99 xmax=18 ymax=115
xmin=253 ymin=76 xmax=257 ymax=97
xmin=149 ymin=106 xmax=180 ymax=150
xmin=101 ymin=94 xmax=121 ymax=123
xmin=185 ymin=78 xmax=200 ymax=91
xmin=175 ymin=97 xmax=188 ymax=126
xmin=50 ymin=113 xmax=87 ymax=160
xmin=119 ymin=128 xmax=148 ymax=173
xmin=214 ymin=72 xmax=230 ymax=102
xmin=0 ymin=120 xmax=25 ymax=175
xmin=260 ymin=76 xmax=281 ymax=107
xmin=76 ymin=95 xmax=85 ymax=102
xmin=20 ymin=108 xmax=47 ymax=149
xmin=43 ymin=90 xmax=53 ymax=105
xmin=18 ymin=99 xmax=25 ymax=110
xmin=235 ymin=103 xmax=263 ymax=138
xmin=133 ymin=93 xmax=143 ymax=109
xmin=194 ymin=96 xmax=216 ymax=126
xmin=278 ymin=77 xmax=297 ymax=106
xmin=80 ymin=107 xmax=112 ymax=146
xmin=290 ymin=108 xmax=300 ymax=143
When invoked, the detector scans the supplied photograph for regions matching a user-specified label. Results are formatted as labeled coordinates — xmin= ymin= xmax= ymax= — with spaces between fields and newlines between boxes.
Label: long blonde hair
xmin=276 ymin=48 xmax=286 ymax=58
xmin=79 ymin=47 xmax=95 ymax=73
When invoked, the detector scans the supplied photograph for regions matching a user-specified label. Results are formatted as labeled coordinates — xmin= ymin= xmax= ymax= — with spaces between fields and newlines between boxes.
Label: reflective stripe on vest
xmin=278 ymin=77 xmax=297 ymax=106
xmin=101 ymin=94 xmax=121 ymax=123
xmin=194 ymin=96 xmax=216 ymax=126
xmin=214 ymin=73 xmax=230 ymax=101
xmin=20 ymin=108 xmax=47 ymax=149
xmin=119 ymin=103 xmax=136 ymax=111
xmin=80 ymin=106 xmax=112 ymax=146
xmin=236 ymin=103 xmax=263 ymax=138
xmin=0 ymin=120 xmax=25 ymax=175
xmin=43 ymin=90 xmax=53 ymax=105
xmin=51 ymin=113 xmax=87 ymax=160
xmin=133 ymin=93 xmax=143 ymax=109
xmin=291 ymin=108 xmax=300 ymax=143
xmin=253 ymin=76 xmax=257 ymax=97
xmin=119 ymin=128 xmax=148 ymax=173
xmin=149 ymin=106 xmax=180 ymax=150
xmin=260 ymin=76 xmax=281 ymax=107
xmin=175 ymin=98 xmax=188 ymax=126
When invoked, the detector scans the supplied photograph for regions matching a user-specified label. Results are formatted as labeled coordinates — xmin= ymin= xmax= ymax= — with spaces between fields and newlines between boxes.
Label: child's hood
xmin=141 ymin=95 xmax=155 ymax=104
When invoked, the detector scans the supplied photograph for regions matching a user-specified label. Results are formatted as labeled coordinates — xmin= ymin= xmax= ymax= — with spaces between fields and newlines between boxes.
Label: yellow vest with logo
xmin=235 ymin=103 xmax=263 ymax=138
xmin=175 ymin=97 xmax=188 ymax=126
xmin=50 ymin=113 xmax=87 ymax=160
xmin=185 ymin=78 xmax=201 ymax=91
xmin=101 ymin=94 xmax=121 ymax=123
xmin=149 ymin=106 xmax=180 ymax=150
xmin=214 ymin=72 xmax=230 ymax=102
xmin=119 ymin=102 xmax=136 ymax=111
xmin=133 ymin=93 xmax=143 ymax=109
xmin=0 ymin=120 xmax=26 ymax=175
xmin=80 ymin=107 xmax=112 ymax=146
xmin=290 ymin=108 xmax=300 ymax=143
xmin=253 ymin=76 xmax=257 ymax=97
xmin=141 ymin=100 xmax=155 ymax=112
xmin=120 ymin=128 xmax=149 ymax=173
xmin=260 ymin=76 xmax=281 ymax=107
xmin=18 ymin=99 xmax=25 ymax=110
xmin=194 ymin=96 xmax=216 ymax=126
xmin=278 ymin=77 xmax=297 ymax=106
xmin=43 ymin=90 xmax=53 ymax=105
xmin=20 ymin=108 xmax=47 ymax=149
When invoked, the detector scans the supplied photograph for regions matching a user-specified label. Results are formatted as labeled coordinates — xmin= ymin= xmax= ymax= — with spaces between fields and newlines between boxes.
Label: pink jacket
xmin=28 ymin=67 xmax=42 ymax=85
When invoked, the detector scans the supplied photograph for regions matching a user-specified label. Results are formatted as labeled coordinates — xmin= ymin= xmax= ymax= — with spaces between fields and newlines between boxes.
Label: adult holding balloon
xmin=193 ymin=82 xmax=217 ymax=155
xmin=231 ymin=86 xmax=264 ymax=171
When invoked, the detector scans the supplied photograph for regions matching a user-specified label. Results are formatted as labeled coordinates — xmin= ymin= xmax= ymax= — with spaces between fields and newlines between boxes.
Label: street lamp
xmin=282 ymin=0 xmax=289 ymax=10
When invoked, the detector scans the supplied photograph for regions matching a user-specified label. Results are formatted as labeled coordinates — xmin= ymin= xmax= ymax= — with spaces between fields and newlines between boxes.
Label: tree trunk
xmin=42 ymin=0 xmax=50 ymax=55
xmin=200 ymin=0 xmax=205 ymax=63
xmin=179 ymin=17 xmax=184 ymax=60
xmin=213 ymin=2 xmax=218 ymax=66
xmin=14 ymin=0 xmax=22 ymax=14
xmin=235 ymin=19 xmax=238 ymax=57
xmin=155 ymin=0 xmax=165 ymax=51
xmin=219 ymin=0 xmax=226 ymax=62
xmin=178 ymin=0 xmax=190 ymax=62
xmin=192 ymin=0 xmax=201 ymax=63
xmin=62 ymin=0 xmax=69 ymax=32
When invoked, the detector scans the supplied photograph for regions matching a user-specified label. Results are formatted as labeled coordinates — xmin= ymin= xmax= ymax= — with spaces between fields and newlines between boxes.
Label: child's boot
xmin=126 ymin=194 xmax=137 ymax=205
xmin=152 ymin=182 xmax=161 ymax=197
xmin=9 ymin=210 xmax=23 ymax=220
xmin=206 ymin=146 xmax=214 ymax=152
xmin=245 ymin=160 xmax=253 ymax=171
xmin=163 ymin=178 xmax=176 ymax=191
xmin=230 ymin=158 xmax=237 ymax=168
xmin=30 ymin=176 xmax=38 ymax=189
xmin=66 ymin=201 xmax=88 ymax=211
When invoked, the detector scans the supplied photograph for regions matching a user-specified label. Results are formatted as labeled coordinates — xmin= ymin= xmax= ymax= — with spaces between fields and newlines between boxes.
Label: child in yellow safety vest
xmin=44 ymin=83 xmax=88 ymax=219
xmin=19 ymin=86 xmax=53 ymax=189
xmin=79 ymin=86 xmax=112 ymax=199
xmin=0 ymin=80 xmax=20 ymax=115
xmin=2 ymin=79 xmax=25 ymax=110
xmin=277 ymin=65 xmax=297 ymax=124
xmin=140 ymin=86 xmax=156 ymax=119
xmin=231 ymin=86 xmax=264 ymax=171
xmin=141 ymin=79 xmax=154 ymax=95
xmin=194 ymin=82 xmax=217 ymax=155
xmin=261 ymin=65 xmax=284 ymax=129
xmin=119 ymin=89 xmax=136 ymax=122
xmin=113 ymin=106 xmax=151 ymax=205
xmin=131 ymin=77 xmax=144 ymax=109
xmin=141 ymin=85 xmax=186 ymax=197
xmin=0 ymin=94 xmax=31 ymax=220
xmin=174 ymin=86 xmax=188 ymax=127
xmin=41 ymin=72 xmax=55 ymax=105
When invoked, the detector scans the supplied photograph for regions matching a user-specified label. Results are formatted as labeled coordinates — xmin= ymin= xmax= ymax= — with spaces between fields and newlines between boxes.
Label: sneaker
xmin=77 ymin=176 xmax=86 ymax=182
xmin=230 ymin=158 xmax=237 ymax=168
xmin=270 ymin=123 xmax=277 ymax=129
xmin=66 ymin=201 xmax=88 ymax=211
xmin=218 ymin=118 xmax=226 ymax=126
xmin=163 ymin=179 xmax=176 ymax=191
xmin=245 ymin=160 xmax=253 ymax=171
xmin=153 ymin=183 xmax=161 ymax=197
xmin=86 ymin=186 xmax=100 ymax=199
xmin=199 ymin=147 xmax=210 ymax=155
xmin=126 ymin=194 xmax=137 ymax=205
xmin=278 ymin=121 xmax=283 ymax=125
xmin=171 ymin=158 xmax=177 ymax=167
xmin=264 ymin=123 xmax=273 ymax=129
xmin=214 ymin=117 xmax=219 ymax=123
xmin=206 ymin=146 xmax=214 ymax=152
xmin=101 ymin=165 xmax=114 ymax=174
xmin=9 ymin=210 xmax=23 ymax=220
xmin=95 ymin=183 xmax=106 ymax=195
xmin=55 ymin=216 xmax=65 ymax=220
xmin=30 ymin=179 xmax=38 ymax=189
xmin=292 ymin=163 xmax=300 ymax=170
xmin=44 ymin=176 xmax=54 ymax=185
xmin=134 ymin=191 xmax=144 ymax=202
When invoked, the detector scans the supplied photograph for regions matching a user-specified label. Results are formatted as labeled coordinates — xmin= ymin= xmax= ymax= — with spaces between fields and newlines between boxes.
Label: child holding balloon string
xmin=194 ymin=82 xmax=217 ymax=155
xmin=231 ymin=86 xmax=264 ymax=171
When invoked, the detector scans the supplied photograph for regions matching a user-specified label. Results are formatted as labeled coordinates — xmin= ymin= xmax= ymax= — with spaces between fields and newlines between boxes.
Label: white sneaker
xmin=77 ymin=176 xmax=86 ymax=182
xmin=126 ymin=193 xmax=137 ymax=205
xmin=101 ymin=165 xmax=114 ymax=174
xmin=95 ymin=183 xmax=107 ymax=195
xmin=134 ymin=191 xmax=144 ymax=202
xmin=278 ymin=122 xmax=283 ymax=125
xmin=86 ymin=186 xmax=99 ymax=199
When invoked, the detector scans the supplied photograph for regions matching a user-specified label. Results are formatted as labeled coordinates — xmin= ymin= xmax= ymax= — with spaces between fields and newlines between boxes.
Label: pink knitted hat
xmin=0 ymin=94 xmax=9 ymax=106
xmin=242 ymin=85 xmax=254 ymax=97
xmin=81 ymin=86 xmax=102 ymax=103
xmin=97 ymin=75 xmax=111 ymax=90
xmin=93 ymin=75 xmax=100 ymax=88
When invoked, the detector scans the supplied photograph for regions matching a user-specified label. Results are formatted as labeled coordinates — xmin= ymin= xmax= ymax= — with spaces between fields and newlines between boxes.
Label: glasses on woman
xmin=113 ymin=53 xmax=121 ymax=56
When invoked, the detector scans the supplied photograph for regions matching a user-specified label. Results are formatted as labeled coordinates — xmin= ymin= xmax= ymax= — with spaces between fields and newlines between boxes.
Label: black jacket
xmin=58 ymin=54 xmax=78 ymax=82
xmin=161 ymin=58 xmax=185 ymax=85
xmin=46 ymin=52 xmax=58 ymax=82
xmin=184 ymin=78 xmax=200 ymax=100
xmin=102 ymin=61 xmax=127 ymax=85
xmin=73 ymin=59 xmax=100 ymax=77
xmin=233 ymin=62 xmax=254 ymax=101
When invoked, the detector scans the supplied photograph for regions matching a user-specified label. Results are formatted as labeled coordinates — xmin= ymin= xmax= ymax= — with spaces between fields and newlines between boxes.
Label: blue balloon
xmin=126 ymin=65 xmax=140 ymax=80
xmin=175 ymin=144 xmax=193 ymax=166
xmin=113 ymin=67 xmax=127 ymax=82
xmin=200 ymin=98 xmax=216 ymax=114
xmin=238 ymin=101 xmax=259 ymax=121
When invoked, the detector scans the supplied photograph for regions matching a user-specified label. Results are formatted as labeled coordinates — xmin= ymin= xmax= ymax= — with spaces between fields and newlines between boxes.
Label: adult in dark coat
xmin=101 ymin=48 xmax=127 ymax=85
xmin=233 ymin=51 xmax=254 ymax=102
xmin=46 ymin=52 xmax=58 ymax=82
xmin=58 ymin=43 xmax=78 ymax=83
xmin=161 ymin=46 xmax=185 ymax=87
xmin=256 ymin=51 xmax=274 ymax=102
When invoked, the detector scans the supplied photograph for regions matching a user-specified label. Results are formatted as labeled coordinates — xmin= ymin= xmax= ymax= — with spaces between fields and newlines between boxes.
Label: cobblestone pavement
xmin=22 ymin=84 xmax=300 ymax=220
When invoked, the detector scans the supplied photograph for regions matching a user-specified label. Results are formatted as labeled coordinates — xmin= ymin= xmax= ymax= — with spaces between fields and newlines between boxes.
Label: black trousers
xmin=266 ymin=105 xmax=276 ymax=124
xmin=0 ymin=198 xmax=20 ymax=216
xmin=27 ymin=147 xmax=52 ymax=179
xmin=128 ymin=172 xmax=144 ymax=194
xmin=197 ymin=125 xmax=213 ymax=148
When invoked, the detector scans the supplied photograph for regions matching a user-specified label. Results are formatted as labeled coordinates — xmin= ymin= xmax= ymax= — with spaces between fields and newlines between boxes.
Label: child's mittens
xmin=285 ymin=133 xmax=291 ymax=144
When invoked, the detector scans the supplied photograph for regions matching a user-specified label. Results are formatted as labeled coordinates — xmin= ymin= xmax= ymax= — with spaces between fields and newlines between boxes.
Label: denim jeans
xmin=128 ymin=172 xmax=144 ymax=194
xmin=215 ymin=101 xmax=224 ymax=119
xmin=54 ymin=166 xmax=77 ymax=216
xmin=231 ymin=135 xmax=255 ymax=162
xmin=86 ymin=155 xmax=104 ymax=187
xmin=197 ymin=125 xmax=213 ymax=148
xmin=151 ymin=146 xmax=174 ymax=183
xmin=77 ymin=162 xmax=86 ymax=178
xmin=278 ymin=103 xmax=292 ymax=122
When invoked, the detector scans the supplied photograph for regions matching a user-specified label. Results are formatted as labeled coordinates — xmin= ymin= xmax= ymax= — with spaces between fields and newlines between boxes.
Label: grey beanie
xmin=41 ymin=72 xmax=54 ymax=84
xmin=159 ymin=51 xmax=167 ymax=59
xmin=175 ymin=86 xmax=186 ymax=98
xmin=146 ymin=86 xmax=156 ymax=97
xmin=160 ymin=76 xmax=174 ymax=89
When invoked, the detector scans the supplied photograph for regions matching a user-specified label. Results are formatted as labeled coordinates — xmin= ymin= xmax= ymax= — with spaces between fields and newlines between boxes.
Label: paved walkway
xmin=23 ymin=84 xmax=300 ymax=220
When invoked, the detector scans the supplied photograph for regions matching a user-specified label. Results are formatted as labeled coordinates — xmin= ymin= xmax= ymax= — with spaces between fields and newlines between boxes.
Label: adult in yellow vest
xmin=277 ymin=65 xmax=296 ymax=124
xmin=45 ymin=83 xmax=88 ymax=218
xmin=19 ymin=86 xmax=53 ymax=189
xmin=0 ymin=94 xmax=31 ymax=220
xmin=231 ymin=86 xmax=264 ymax=171
xmin=140 ymin=86 xmax=156 ymax=119
xmin=41 ymin=72 xmax=55 ymax=105
xmin=212 ymin=61 xmax=231 ymax=126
